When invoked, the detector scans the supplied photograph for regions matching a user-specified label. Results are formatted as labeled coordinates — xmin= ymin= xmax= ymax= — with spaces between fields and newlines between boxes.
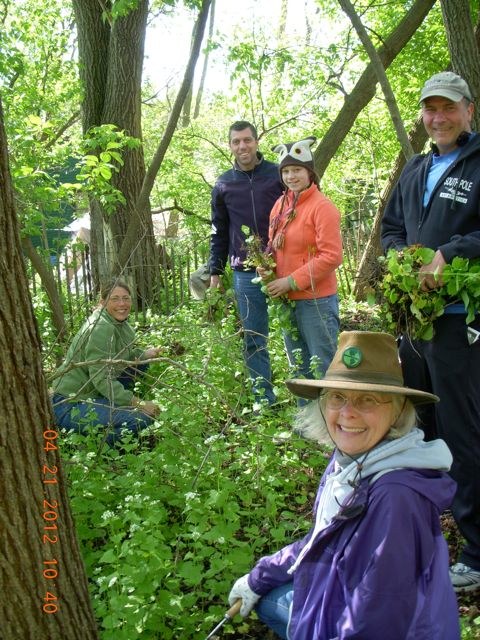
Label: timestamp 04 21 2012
xmin=41 ymin=427 xmax=60 ymax=614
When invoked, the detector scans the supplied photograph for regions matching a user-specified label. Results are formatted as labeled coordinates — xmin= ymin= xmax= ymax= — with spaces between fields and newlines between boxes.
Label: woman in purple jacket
xmin=228 ymin=331 xmax=460 ymax=639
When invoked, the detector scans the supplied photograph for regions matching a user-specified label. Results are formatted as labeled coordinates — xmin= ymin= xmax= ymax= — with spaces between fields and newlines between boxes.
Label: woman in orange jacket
xmin=261 ymin=137 xmax=343 ymax=385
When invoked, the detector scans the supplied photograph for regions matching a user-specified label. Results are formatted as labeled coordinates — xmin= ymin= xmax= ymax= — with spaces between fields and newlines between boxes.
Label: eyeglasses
xmin=109 ymin=296 xmax=131 ymax=303
xmin=322 ymin=391 xmax=392 ymax=413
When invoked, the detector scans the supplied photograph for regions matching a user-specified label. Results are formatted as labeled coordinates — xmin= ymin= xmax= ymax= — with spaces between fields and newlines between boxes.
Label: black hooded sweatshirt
xmin=381 ymin=133 xmax=480 ymax=263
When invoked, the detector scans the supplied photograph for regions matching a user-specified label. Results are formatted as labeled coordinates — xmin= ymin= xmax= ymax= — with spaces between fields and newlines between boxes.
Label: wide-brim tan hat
xmin=286 ymin=331 xmax=439 ymax=405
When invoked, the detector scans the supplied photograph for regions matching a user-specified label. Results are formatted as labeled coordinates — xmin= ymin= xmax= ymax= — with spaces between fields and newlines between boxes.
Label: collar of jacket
xmin=427 ymin=130 xmax=480 ymax=161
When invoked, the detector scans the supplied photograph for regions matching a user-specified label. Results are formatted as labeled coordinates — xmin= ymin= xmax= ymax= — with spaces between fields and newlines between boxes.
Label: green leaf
xmin=99 ymin=166 xmax=112 ymax=180
xmin=99 ymin=549 xmax=118 ymax=564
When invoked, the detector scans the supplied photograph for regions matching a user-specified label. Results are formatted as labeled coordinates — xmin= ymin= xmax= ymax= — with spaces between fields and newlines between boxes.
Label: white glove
xmin=228 ymin=573 xmax=261 ymax=617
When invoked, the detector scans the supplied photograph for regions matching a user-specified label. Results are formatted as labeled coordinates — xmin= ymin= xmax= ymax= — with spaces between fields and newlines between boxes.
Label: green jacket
xmin=52 ymin=308 xmax=143 ymax=406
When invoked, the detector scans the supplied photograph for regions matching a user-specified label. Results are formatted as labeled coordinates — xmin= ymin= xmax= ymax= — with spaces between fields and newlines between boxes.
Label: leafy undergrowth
xmin=56 ymin=299 xmax=479 ymax=638
xmin=59 ymin=300 xmax=327 ymax=638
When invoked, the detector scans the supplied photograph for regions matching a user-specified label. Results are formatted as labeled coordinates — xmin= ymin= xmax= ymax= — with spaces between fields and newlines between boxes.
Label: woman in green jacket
xmin=52 ymin=279 xmax=160 ymax=445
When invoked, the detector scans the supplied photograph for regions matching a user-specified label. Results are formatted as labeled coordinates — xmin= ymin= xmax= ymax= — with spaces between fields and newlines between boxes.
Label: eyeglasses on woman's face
xmin=322 ymin=390 xmax=392 ymax=413
xmin=109 ymin=295 xmax=131 ymax=303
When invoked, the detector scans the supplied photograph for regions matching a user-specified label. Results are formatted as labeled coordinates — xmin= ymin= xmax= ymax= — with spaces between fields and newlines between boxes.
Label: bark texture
xmin=0 ymin=97 xmax=98 ymax=639
xmin=116 ymin=0 xmax=212 ymax=271
xmin=440 ymin=0 xmax=480 ymax=130
xmin=72 ymin=0 xmax=157 ymax=301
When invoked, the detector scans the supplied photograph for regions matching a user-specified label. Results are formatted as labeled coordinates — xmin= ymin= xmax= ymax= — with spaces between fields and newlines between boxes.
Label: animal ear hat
xmin=272 ymin=137 xmax=317 ymax=176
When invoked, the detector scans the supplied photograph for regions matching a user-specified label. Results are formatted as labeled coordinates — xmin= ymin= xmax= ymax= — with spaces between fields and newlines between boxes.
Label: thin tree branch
xmin=44 ymin=111 xmax=81 ymax=151
xmin=314 ymin=0 xmax=435 ymax=180
xmin=338 ymin=0 xmax=414 ymax=160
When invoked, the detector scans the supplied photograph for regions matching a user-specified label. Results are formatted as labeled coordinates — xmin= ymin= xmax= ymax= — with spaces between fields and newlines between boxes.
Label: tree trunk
xmin=21 ymin=237 xmax=66 ymax=341
xmin=72 ymin=0 xmax=157 ymax=302
xmin=116 ymin=0 xmax=212 ymax=271
xmin=72 ymin=0 xmax=111 ymax=289
xmin=193 ymin=0 xmax=216 ymax=120
xmin=440 ymin=0 xmax=480 ymax=130
xmin=0 ymin=97 xmax=98 ymax=639
xmin=276 ymin=0 xmax=288 ymax=43
xmin=182 ymin=87 xmax=193 ymax=127
xmin=314 ymin=0 xmax=435 ymax=181
xmin=101 ymin=0 xmax=157 ymax=301
xmin=353 ymin=117 xmax=428 ymax=300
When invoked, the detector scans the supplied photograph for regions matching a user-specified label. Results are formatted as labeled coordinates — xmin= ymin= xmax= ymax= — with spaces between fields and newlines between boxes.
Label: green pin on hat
xmin=285 ymin=331 xmax=440 ymax=405
xmin=342 ymin=347 xmax=362 ymax=368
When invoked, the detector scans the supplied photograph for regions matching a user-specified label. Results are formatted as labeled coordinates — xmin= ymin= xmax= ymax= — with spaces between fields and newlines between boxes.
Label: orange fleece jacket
xmin=269 ymin=183 xmax=342 ymax=300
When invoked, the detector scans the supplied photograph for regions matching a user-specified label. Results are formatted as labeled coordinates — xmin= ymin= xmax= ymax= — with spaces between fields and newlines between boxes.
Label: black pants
xmin=399 ymin=314 xmax=480 ymax=570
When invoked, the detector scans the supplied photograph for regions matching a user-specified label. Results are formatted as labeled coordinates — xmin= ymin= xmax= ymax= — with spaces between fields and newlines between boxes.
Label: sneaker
xmin=449 ymin=562 xmax=480 ymax=593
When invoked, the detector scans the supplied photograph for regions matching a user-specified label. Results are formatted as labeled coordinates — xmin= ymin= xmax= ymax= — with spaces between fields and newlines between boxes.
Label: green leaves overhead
xmin=76 ymin=125 xmax=141 ymax=214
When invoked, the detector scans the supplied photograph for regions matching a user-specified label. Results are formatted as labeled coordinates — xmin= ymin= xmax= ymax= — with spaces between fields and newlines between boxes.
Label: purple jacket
xmin=248 ymin=463 xmax=459 ymax=640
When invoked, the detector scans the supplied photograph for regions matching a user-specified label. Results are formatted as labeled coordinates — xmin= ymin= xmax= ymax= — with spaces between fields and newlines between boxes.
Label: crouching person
xmin=228 ymin=331 xmax=460 ymax=639
xmin=51 ymin=279 xmax=161 ymax=446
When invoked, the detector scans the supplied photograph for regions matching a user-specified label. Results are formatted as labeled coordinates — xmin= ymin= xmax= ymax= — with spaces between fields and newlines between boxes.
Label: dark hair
xmin=309 ymin=169 xmax=320 ymax=188
xmin=228 ymin=120 xmax=258 ymax=142
xmin=100 ymin=278 xmax=131 ymax=301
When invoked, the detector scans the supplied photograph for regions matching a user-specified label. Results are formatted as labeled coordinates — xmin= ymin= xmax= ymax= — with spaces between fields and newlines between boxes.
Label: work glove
xmin=228 ymin=573 xmax=261 ymax=617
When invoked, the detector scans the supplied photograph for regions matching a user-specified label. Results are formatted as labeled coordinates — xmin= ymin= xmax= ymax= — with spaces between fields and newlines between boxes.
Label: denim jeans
xmin=255 ymin=582 xmax=294 ymax=639
xmin=51 ymin=364 xmax=153 ymax=446
xmin=233 ymin=270 xmax=275 ymax=404
xmin=52 ymin=395 xmax=153 ymax=446
xmin=283 ymin=294 xmax=339 ymax=381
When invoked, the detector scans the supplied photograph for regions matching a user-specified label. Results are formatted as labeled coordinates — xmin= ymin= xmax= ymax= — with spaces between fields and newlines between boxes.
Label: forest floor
xmin=442 ymin=511 xmax=480 ymax=619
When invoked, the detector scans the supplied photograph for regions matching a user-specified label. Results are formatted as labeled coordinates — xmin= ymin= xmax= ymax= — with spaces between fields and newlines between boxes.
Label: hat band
xmin=323 ymin=370 xmax=404 ymax=387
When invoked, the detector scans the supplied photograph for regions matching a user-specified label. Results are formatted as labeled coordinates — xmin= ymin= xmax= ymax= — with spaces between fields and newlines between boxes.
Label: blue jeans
xmin=51 ymin=364 xmax=153 ymax=446
xmin=255 ymin=582 xmax=294 ymax=639
xmin=284 ymin=294 xmax=339 ymax=380
xmin=52 ymin=395 xmax=153 ymax=446
xmin=233 ymin=270 xmax=275 ymax=404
